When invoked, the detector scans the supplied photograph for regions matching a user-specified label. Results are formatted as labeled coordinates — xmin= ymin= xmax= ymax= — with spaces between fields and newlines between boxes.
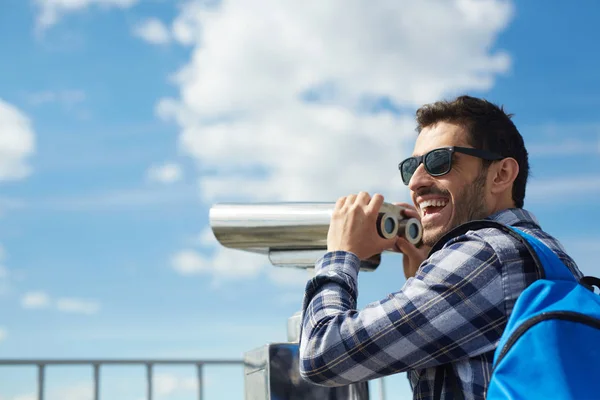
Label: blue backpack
xmin=486 ymin=222 xmax=600 ymax=399
xmin=433 ymin=220 xmax=600 ymax=400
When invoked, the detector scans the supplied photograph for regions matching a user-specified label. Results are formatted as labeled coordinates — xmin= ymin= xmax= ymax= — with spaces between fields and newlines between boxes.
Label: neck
xmin=488 ymin=194 xmax=516 ymax=215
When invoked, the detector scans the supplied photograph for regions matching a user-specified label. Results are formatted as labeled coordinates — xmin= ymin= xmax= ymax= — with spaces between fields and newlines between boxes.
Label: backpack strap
xmin=429 ymin=219 xmax=576 ymax=283
xmin=509 ymin=227 xmax=577 ymax=283
xmin=581 ymin=276 xmax=600 ymax=292
xmin=430 ymin=220 xmax=545 ymax=280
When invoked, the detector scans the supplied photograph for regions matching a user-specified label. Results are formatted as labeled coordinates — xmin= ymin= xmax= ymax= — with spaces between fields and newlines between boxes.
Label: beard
xmin=422 ymin=169 xmax=489 ymax=246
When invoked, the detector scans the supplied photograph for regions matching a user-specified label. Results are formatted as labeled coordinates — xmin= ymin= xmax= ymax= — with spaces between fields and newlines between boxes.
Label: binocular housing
xmin=209 ymin=202 xmax=422 ymax=271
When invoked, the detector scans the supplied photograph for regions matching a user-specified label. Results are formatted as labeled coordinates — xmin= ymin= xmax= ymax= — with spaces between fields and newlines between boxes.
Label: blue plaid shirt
xmin=299 ymin=208 xmax=583 ymax=399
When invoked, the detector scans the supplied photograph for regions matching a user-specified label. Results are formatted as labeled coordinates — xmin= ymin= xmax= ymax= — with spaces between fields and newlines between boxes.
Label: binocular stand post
xmin=243 ymin=310 xmax=370 ymax=399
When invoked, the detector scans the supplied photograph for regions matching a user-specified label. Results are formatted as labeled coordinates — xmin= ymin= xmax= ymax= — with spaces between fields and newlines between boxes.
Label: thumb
xmin=380 ymin=235 xmax=399 ymax=252
xmin=395 ymin=237 xmax=421 ymax=257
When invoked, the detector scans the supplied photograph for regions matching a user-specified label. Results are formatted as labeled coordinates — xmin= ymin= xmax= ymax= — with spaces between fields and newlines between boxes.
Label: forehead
xmin=413 ymin=121 xmax=470 ymax=156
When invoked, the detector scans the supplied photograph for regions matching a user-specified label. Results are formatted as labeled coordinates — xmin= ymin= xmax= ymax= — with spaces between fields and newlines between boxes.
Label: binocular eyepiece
xmin=375 ymin=203 xmax=422 ymax=245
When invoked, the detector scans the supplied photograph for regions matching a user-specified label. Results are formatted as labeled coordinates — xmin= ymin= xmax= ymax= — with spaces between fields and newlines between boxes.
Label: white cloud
xmin=158 ymin=0 xmax=513 ymax=202
xmin=172 ymin=234 xmax=308 ymax=286
xmin=133 ymin=17 xmax=171 ymax=45
xmin=171 ymin=249 xmax=207 ymax=275
xmin=159 ymin=0 xmax=514 ymax=281
xmin=146 ymin=162 xmax=183 ymax=183
xmin=191 ymin=227 xmax=216 ymax=247
xmin=0 ymin=327 xmax=7 ymax=342
xmin=173 ymin=226 xmax=270 ymax=282
xmin=34 ymin=0 xmax=139 ymax=31
xmin=21 ymin=291 xmax=51 ymax=309
xmin=171 ymin=247 xmax=267 ymax=279
xmin=56 ymin=298 xmax=101 ymax=315
xmin=0 ymin=99 xmax=36 ymax=181
xmin=21 ymin=291 xmax=100 ymax=314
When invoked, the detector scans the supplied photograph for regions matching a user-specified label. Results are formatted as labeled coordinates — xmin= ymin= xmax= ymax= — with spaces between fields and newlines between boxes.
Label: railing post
xmin=196 ymin=363 xmax=204 ymax=400
xmin=37 ymin=364 xmax=45 ymax=400
xmin=93 ymin=363 xmax=100 ymax=400
xmin=379 ymin=378 xmax=386 ymax=400
xmin=0 ymin=359 xmax=244 ymax=400
xmin=146 ymin=363 xmax=153 ymax=400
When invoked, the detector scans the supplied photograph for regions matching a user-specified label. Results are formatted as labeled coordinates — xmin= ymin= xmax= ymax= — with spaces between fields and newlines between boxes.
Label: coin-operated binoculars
xmin=209 ymin=202 xmax=422 ymax=400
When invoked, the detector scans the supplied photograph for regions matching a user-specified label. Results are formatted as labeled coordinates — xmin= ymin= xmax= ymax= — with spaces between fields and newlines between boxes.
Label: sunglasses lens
xmin=425 ymin=149 xmax=452 ymax=176
xmin=400 ymin=158 xmax=418 ymax=185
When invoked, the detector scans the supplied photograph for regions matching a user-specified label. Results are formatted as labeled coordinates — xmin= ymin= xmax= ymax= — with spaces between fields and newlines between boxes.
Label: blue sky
xmin=1 ymin=0 xmax=600 ymax=399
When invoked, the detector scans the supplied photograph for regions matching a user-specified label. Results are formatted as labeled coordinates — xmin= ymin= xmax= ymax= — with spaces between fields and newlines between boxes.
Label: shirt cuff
xmin=315 ymin=250 xmax=361 ymax=283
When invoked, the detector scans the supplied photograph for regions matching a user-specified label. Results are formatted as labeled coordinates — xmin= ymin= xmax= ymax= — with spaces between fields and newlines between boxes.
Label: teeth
xmin=419 ymin=199 xmax=448 ymax=209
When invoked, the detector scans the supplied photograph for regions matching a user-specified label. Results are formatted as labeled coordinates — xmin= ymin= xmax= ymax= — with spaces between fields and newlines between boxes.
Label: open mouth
xmin=419 ymin=198 xmax=449 ymax=217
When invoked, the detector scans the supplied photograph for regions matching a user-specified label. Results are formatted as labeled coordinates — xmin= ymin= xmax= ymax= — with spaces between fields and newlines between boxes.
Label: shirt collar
xmin=486 ymin=208 xmax=540 ymax=229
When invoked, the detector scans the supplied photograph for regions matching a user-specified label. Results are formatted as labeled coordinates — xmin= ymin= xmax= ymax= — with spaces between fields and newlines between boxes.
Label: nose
xmin=408 ymin=162 xmax=434 ymax=193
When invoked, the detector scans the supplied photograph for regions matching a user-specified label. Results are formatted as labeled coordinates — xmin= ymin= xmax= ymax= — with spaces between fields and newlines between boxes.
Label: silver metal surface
xmin=209 ymin=202 xmax=422 ymax=270
xmin=244 ymin=346 xmax=270 ymax=400
xmin=244 ymin=344 xmax=370 ymax=399
xmin=287 ymin=311 xmax=302 ymax=343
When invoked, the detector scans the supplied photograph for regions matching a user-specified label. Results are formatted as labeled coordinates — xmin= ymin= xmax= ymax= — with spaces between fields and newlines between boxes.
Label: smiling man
xmin=298 ymin=96 xmax=583 ymax=399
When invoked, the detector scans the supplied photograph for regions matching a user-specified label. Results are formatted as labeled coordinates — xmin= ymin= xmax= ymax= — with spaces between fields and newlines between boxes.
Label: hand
xmin=393 ymin=202 xmax=431 ymax=279
xmin=327 ymin=192 xmax=397 ymax=260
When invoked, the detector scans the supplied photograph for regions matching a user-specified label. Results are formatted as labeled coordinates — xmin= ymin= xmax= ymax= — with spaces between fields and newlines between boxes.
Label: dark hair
xmin=415 ymin=95 xmax=529 ymax=208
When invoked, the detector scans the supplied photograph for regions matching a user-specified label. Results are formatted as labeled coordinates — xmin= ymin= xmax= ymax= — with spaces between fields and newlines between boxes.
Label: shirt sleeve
xmin=298 ymin=234 xmax=507 ymax=387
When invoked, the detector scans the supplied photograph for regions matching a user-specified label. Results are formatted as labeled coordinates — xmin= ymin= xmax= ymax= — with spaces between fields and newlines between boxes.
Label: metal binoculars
xmin=209 ymin=202 xmax=423 ymax=271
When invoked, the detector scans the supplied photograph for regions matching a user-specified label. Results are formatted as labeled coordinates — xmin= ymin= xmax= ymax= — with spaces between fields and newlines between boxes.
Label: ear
xmin=489 ymin=157 xmax=519 ymax=195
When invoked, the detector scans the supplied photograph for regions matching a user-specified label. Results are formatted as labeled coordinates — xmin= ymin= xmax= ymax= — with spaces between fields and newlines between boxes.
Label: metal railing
xmin=0 ymin=359 xmax=244 ymax=400
xmin=0 ymin=358 xmax=387 ymax=400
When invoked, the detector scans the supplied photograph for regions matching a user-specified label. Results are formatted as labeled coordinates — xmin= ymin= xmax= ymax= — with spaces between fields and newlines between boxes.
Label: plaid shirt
xmin=299 ymin=208 xmax=583 ymax=399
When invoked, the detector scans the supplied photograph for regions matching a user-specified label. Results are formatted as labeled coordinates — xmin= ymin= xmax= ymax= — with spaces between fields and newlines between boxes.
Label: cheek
xmin=434 ymin=178 xmax=455 ymax=198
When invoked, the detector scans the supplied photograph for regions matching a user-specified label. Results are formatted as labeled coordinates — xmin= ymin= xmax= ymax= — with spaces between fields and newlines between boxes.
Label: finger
xmin=345 ymin=194 xmax=358 ymax=207
xmin=393 ymin=202 xmax=419 ymax=218
xmin=402 ymin=208 xmax=420 ymax=219
xmin=368 ymin=193 xmax=385 ymax=214
xmin=335 ymin=196 xmax=347 ymax=211
xmin=395 ymin=237 xmax=421 ymax=257
xmin=381 ymin=236 xmax=399 ymax=252
xmin=356 ymin=191 xmax=371 ymax=205
xmin=393 ymin=202 xmax=415 ymax=210
xmin=372 ymin=232 xmax=398 ymax=253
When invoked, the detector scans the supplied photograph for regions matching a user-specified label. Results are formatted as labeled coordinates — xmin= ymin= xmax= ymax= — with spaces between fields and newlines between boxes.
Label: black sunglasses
xmin=398 ymin=146 xmax=504 ymax=185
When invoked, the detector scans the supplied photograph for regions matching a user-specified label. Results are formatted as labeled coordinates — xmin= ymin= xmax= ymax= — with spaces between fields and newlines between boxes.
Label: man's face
xmin=409 ymin=122 xmax=490 ymax=246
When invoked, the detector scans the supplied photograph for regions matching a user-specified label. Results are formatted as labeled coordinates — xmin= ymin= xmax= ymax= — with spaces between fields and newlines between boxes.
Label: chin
xmin=422 ymin=228 xmax=442 ymax=247
xmin=422 ymin=221 xmax=452 ymax=247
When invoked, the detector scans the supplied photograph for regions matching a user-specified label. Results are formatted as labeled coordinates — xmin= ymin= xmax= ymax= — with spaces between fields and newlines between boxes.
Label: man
xmin=298 ymin=95 xmax=583 ymax=399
